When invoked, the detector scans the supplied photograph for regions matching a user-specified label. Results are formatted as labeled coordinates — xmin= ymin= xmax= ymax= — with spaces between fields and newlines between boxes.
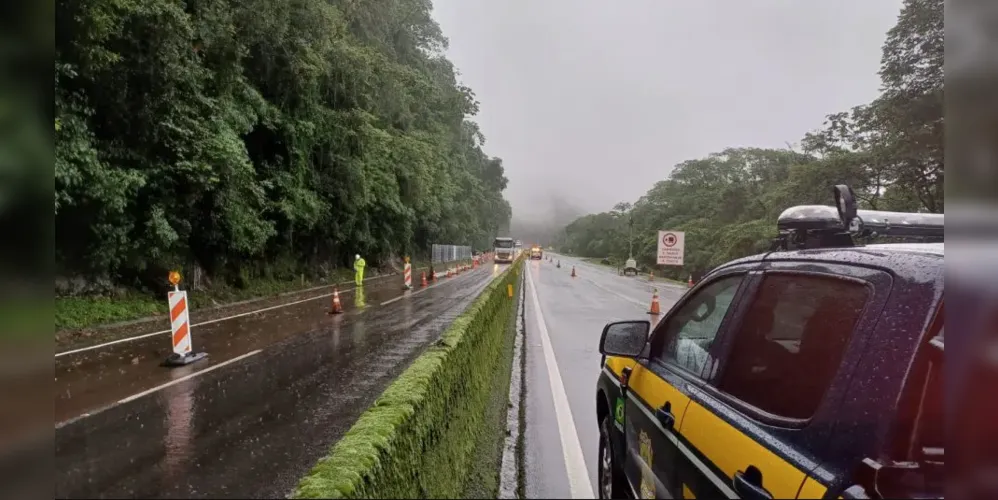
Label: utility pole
xmin=628 ymin=214 xmax=634 ymax=258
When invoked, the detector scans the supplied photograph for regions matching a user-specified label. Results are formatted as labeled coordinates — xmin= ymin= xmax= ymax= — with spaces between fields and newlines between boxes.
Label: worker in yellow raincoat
xmin=354 ymin=254 xmax=366 ymax=286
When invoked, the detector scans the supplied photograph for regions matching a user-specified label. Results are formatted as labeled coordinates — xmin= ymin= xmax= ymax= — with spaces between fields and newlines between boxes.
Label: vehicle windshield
xmin=494 ymin=239 xmax=514 ymax=248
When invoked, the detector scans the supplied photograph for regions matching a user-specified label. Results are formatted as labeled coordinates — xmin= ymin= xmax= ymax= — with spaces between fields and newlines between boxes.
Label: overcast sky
xmin=431 ymin=0 xmax=903 ymax=222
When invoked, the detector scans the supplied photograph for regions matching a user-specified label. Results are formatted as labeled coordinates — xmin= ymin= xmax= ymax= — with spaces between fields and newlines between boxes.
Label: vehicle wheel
xmin=598 ymin=415 xmax=627 ymax=499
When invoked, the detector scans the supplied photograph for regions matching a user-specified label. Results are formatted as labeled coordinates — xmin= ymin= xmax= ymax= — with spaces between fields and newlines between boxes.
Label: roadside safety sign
xmin=656 ymin=231 xmax=685 ymax=266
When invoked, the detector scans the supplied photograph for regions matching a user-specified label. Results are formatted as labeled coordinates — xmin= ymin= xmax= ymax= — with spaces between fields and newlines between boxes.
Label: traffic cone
xmin=329 ymin=288 xmax=344 ymax=314
xmin=648 ymin=289 xmax=661 ymax=315
xmin=557 ymin=260 xmax=561 ymax=269
xmin=421 ymin=271 xmax=428 ymax=287
xmin=571 ymin=266 xmax=577 ymax=278
xmin=649 ymin=270 xmax=654 ymax=281
xmin=688 ymin=275 xmax=694 ymax=288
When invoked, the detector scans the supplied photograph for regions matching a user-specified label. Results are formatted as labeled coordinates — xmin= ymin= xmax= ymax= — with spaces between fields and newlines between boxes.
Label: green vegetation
xmin=55 ymin=0 xmax=511 ymax=303
xmin=558 ymin=0 xmax=942 ymax=280
xmin=293 ymin=260 xmax=522 ymax=499
xmin=461 ymin=274 xmax=519 ymax=499
xmin=56 ymin=294 xmax=163 ymax=331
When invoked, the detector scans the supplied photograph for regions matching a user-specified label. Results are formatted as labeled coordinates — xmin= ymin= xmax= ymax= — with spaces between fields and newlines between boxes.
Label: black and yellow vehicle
xmin=530 ymin=245 xmax=543 ymax=260
xmin=595 ymin=186 xmax=943 ymax=499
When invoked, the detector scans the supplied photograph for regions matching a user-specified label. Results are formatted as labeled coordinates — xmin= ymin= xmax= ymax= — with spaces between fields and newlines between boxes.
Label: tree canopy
xmin=559 ymin=0 xmax=943 ymax=279
xmin=55 ymin=0 xmax=511 ymax=290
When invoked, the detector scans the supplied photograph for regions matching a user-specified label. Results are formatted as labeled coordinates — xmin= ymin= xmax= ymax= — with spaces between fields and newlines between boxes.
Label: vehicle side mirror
xmin=599 ymin=320 xmax=650 ymax=357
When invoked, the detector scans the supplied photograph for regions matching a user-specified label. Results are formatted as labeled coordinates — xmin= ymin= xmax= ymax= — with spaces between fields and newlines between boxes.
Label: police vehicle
xmin=595 ymin=185 xmax=943 ymax=499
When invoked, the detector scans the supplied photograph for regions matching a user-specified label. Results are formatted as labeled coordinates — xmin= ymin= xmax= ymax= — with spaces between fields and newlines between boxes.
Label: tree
xmin=560 ymin=0 xmax=944 ymax=276
xmin=54 ymin=0 xmax=512 ymax=293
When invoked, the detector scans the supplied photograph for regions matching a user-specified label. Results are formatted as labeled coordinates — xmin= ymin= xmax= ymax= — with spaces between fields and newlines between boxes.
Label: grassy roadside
xmin=54 ymin=260 xmax=440 ymax=331
xmin=460 ymin=272 xmax=520 ymax=498
xmin=293 ymin=259 xmax=522 ymax=499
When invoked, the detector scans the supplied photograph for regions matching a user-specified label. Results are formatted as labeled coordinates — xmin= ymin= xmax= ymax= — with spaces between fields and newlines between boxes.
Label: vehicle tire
xmin=598 ymin=414 xmax=627 ymax=499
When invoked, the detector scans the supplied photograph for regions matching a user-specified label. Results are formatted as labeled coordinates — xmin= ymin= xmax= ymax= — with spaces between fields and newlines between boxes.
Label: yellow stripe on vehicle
xmin=680 ymin=401 xmax=808 ymax=499
xmin=627 ymin=366 xmax=692 ymax=423
xmin=604 ymin=355 xmax=638 ymax=379
xmin=682 ymin=483 xmax=696 ymax=498
xmin=797 ymin=477 xmax=829 ymax=499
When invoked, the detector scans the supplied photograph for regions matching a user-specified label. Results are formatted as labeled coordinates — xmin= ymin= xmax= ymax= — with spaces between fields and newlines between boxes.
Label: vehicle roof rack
xmin=769 ymin=185 xmax=944 ymax=251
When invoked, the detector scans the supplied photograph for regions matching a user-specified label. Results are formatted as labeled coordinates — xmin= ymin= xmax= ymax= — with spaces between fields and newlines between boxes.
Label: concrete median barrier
xmin=293 ymin=259 xmax=524 ymax=499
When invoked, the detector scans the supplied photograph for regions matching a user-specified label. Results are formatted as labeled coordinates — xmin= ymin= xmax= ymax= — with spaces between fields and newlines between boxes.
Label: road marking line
xmin=54 ymin=269 xmax=438 ymax=358
xmin=526 ymin=266 xmax=595 ymax=499
xmin=581 ymin=276 xmax=646 ymax=308
xmin=379 ymin=266 xmax=491 ymax=306
xmin=117 ymin=349 xmax=262 ymax=405
xmin=55 ymin=289 xmax=355 ymax=358
xmin=379 ymin=283 xmax=433 ymax=306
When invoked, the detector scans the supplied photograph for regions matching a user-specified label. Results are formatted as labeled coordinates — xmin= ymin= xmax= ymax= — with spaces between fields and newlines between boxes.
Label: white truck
xmin=494 ymin=237 xmax=515 ymax=263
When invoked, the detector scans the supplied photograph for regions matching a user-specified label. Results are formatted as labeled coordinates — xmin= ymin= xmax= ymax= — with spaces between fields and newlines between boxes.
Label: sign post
xmin=656 ymin=231 xmax=685 ymax=266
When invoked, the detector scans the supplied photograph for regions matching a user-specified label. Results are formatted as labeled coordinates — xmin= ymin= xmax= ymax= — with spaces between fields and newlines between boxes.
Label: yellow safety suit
xmin=354 ymin=257 xmax=366 ymax=286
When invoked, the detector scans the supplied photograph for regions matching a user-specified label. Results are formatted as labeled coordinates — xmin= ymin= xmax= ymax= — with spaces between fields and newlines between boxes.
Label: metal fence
xmin=431 ymin=244 xmax=472 ymax=263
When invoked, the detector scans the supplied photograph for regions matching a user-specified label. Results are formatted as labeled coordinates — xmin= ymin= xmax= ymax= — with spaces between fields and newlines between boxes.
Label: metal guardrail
xmin=431 ymin=244 xmax=472 ymax=263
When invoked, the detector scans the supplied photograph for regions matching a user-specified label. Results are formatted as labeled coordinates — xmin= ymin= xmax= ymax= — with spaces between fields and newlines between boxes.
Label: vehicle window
xmin=650 ymin=275 xmax=743 ymax=377
xmin=717 ymin=274 xmax=869 ymax=420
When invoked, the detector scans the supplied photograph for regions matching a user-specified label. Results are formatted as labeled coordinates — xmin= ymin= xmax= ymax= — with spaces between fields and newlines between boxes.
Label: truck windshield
xmin=494 ymin=239 xmax=514 ymax=248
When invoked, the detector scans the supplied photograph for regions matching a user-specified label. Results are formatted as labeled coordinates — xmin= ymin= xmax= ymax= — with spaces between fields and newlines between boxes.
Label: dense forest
xmin=55 ymin=0 xmax=511 ymax=294
xmin=558 ymin=0 xmax=943 ymax=280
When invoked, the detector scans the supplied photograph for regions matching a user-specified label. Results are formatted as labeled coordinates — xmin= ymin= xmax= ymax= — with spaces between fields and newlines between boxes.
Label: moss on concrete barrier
xmin=293 ymin=260 xmax=523 ymax=499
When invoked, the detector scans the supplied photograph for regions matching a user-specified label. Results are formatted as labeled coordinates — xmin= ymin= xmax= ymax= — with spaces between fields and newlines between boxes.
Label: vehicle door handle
xmin=655 ymin=402 xmax=675 ymax=429
xmin=733 ymin=466 xmax=773 ymax=500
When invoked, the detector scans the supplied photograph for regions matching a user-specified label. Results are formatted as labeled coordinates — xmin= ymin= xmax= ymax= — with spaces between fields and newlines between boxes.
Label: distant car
xmin=594 ymin=185 xmax=944 ymax=499
xmin=621 ymin=258 xmax=638 ymax=276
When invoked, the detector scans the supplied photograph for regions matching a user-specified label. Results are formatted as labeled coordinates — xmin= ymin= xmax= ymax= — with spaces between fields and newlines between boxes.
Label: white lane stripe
xmin=379 ymin=283 xmax=432 ymax=306
xmin=55 ymin=287 xmax=364 ymax=358
xmin=117 ymin=349 xmax=262 ymax=405
xmin=55 ymin=268 xmax=441 ymax=358
xmin=526 ymin=266 xmax=595 ymax=499
xmin=581 ymin=276 xmax=647 ymax=308
xmin=56 ymin=348 xmax=265 ymax=429
xmin=379 ymin=267 xmax=487 ymax=306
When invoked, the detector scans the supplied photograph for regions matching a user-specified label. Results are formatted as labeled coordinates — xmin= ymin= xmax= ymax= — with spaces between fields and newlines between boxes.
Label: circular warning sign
xmin=662 ymin=233 xmax=678 ymax=247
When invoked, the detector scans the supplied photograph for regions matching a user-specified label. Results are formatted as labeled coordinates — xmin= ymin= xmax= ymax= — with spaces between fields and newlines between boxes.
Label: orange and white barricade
xmin=403 ymin=259 xmax=412 ymax=289
xmin=164 ymin=271 xmax=207 ymax=366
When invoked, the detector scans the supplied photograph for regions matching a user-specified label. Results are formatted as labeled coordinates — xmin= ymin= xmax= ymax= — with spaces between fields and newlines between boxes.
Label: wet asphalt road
xmin=55 ymin=273 xmax=425 ymax=424
xmin=55 ymin=264 xmax=506 ymax=499
xmin=522 ymin=255 xmax=687 ymax=498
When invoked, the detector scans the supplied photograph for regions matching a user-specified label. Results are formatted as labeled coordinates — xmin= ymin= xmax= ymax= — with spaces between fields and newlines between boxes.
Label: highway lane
xmin=521 ymin=254 xmax=687 ymax=498
xmin=55 ymin=264 xmax=507 ymax=499
xmin=56 ymin=266 xmax=474 ymax=424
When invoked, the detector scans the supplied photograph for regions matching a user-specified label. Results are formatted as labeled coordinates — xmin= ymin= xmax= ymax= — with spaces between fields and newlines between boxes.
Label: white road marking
xmin=117 ymin=349 xmax=262 ymax=405
xmin=56 ymin=349 xmax=264 ymax=429
xmin=379 ymin=283 xmax=432 ymax=306
xmin=54 ymin=269 xmax=435 ymax=358
xmin=526 ymin=266 xmax=595 ymax=499
xmin=581 ymin=276 xmax=647 ymax=308
xmin=55 ymin=289 xmax=354 ymax=358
